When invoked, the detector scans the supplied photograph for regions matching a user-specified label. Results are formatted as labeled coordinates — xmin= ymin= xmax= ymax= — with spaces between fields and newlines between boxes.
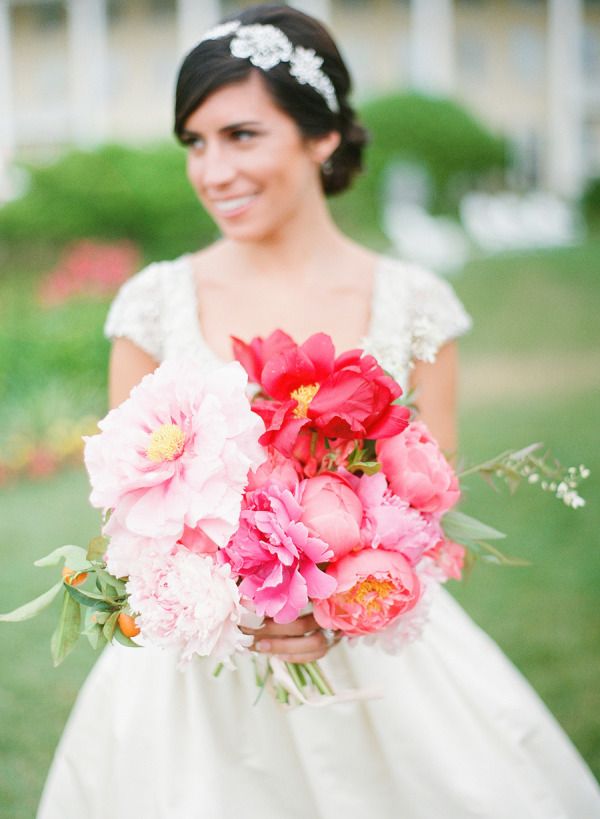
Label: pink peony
xmin=376 ymin=421 xmax=460 ymax=516
xmin=424 ymin=539 xmax=466 ymax=581
xmin=347 ymin=470 xmax=440 ymax=565
xmin=313 ymin=548 xmax=420 ymax=636
xmin=220 ymin=481 xmax=337 ymax=624
xmin=84 ymin=359 xmax=265 ymax=547
xmin=245 ymin=447 xmax=301 ymax=492
xmin=299 ymin=472 xmax=363 ymax=560
xmin=126 ymin=544 xmax=252 ymax=668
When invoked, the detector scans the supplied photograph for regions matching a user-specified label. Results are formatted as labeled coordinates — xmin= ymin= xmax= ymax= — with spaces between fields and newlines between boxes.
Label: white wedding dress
xmin=38 ymin=255 xmax=600 ymax=819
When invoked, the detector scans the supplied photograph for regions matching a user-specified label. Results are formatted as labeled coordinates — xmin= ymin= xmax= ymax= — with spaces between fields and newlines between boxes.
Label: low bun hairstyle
xmin=174 ymin=3 xmax=369 ymax=196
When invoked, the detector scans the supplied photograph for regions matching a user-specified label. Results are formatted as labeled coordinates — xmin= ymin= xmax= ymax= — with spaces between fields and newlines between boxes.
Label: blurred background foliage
xmin=0 ymin=93 xmax=509 ymax=258
xmin=0 ymin=90 xmax=599 ymax=817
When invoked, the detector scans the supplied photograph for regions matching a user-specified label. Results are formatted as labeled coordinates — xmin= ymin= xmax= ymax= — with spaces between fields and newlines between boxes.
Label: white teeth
xmin=213 ymin=195 xmax=256 ymax=213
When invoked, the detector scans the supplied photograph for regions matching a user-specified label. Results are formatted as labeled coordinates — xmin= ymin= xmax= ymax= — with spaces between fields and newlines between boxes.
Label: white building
xmin=1 ymin=0 xmax=600 ymax=201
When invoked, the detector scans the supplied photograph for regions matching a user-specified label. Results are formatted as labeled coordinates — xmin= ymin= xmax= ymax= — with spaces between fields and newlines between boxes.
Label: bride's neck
xmin=220 ymin=193 xmax=349 ymax=282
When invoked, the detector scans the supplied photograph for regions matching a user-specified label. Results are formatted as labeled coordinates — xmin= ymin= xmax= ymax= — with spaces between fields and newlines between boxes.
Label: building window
xmin=32 ymin=2 xmax=65 ymax=30
xmin=150 ymin=0 xmax=176 ymax=16
xmin=457 ymin=34 xmax=486 ymax=81
xmin=509 ymin=25 xmax=545 ymax=86
xmin=583 ymin=29 xmax=600 ymax=81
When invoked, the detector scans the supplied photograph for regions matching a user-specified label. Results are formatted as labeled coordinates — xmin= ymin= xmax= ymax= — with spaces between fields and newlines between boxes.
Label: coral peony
xmin=220 ymin=481 xmax=337 ymax=624
xmin=299 ymin=472 xmax=363 ymax=560
xmin=84 ymin=359 xmax=265 ymax=547
xmin=313 ymin=548 xmax=420 ymax=636
xmin=376 ymin=421 xmax=460 ymax=516
xmin=234 ymin=331 xmax=409 ymax=456
xmin=126 ymin=545 xmax=251 ymax=668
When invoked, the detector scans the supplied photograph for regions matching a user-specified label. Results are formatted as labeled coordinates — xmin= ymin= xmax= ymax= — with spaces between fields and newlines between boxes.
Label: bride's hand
xmin=241 ymin=614 xmax=340 ymax=663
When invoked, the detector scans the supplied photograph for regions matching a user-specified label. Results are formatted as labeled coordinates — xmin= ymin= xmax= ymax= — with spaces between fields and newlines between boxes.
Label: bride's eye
xmin=185 ymin=137 xmax=205 ymax=153
xmin=231 ymin=129 xmax=256 ymax=142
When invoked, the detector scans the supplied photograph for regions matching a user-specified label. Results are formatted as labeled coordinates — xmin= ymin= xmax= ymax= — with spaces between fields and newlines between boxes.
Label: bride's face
xmin=182 ymin=71 xmax=336 ymax=241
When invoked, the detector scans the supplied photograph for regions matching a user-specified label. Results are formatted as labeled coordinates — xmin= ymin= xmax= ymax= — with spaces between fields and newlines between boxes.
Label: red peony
xmin=233 ymin=331 xmax=410 ymax=456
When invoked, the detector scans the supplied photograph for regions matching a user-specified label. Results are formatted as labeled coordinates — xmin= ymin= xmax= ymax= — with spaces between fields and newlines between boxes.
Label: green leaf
xmin=102 ymin=610 xmax=120 ymax=642
xmin=51 ymin=590 xmax=82 ymax=666
xmin=86 ymin=536 xmax=108 ymax=562
xmin=475 ymin=540 xmax=531 ymax=568
xmin=95 ymin=567 xmax=127 ymax=598
xmin=442 ymin=510 xmax=506 ymax=543
xmin=64 ymin=584 xmax=115 ymax=610
xmin=0 ymin=581 xmax=63 ymax=622
xmin=113 ymin=627 xmax=141 ymax=648
xmin=34 ymin=544 xmax=88 ymax=570
xmin=347 ymin=461 xmax=381 ymax=475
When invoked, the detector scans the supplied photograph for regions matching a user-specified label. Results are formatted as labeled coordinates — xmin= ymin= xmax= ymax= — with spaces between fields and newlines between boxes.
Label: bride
xmin=38 ymin=4 xmax=600 ymax=817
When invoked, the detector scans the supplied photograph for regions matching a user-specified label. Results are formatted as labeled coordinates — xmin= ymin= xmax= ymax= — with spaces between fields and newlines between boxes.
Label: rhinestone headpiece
xmin=197 ymin=21 xmax=340 ymax=113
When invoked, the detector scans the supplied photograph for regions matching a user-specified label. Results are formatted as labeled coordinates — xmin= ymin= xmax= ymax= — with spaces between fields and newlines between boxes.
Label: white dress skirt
xmin=37 ymin=256 xmax=600 ymax=818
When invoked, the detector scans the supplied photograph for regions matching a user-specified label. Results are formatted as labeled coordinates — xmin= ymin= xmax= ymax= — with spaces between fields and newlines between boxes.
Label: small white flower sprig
xmin=197 ymin=21 xmax=340 ymax=113
xmin=458 ymin=443 xmax=589 ymax=510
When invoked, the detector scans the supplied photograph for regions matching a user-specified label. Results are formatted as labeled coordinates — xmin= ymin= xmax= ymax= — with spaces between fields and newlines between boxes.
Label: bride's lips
xmin=211 ymin=194 xmax=258 ymax=218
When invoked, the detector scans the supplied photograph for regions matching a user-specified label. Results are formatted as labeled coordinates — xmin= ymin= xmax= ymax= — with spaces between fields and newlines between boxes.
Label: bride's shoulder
xmin=104 ymin=253 xmax=193 ymax=360
xmin=371 ymin=254 xmax=472 ymax=364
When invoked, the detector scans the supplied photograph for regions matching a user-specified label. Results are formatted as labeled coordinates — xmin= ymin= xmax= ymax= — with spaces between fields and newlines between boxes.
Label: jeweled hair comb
xmin=197 ymin=21 xmax=340 ymax=114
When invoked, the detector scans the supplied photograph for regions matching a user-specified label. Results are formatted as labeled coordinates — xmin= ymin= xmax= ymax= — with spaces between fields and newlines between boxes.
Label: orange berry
xmin=118 ymin=612 xmax=140 ymax=638
xmin=62 ymin=566 xmax=88 ymax=586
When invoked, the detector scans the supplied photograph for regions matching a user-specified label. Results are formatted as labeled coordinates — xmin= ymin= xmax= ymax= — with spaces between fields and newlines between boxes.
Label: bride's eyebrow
xmin=181 ymin=121 xmax=263 ymax=140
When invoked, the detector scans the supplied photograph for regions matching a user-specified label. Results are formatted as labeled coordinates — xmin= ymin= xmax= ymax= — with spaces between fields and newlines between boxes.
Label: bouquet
xmin=1 ymin=332 xmax=589 ymax=706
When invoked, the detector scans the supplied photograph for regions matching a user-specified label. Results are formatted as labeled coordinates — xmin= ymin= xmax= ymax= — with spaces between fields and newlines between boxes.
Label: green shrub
xmin=581 ymin=177 xmax=600 ymax=230
xmin=0 ymin=143 xmax=217 ymax=260
xmin=331 ymin=92 xmax=508 ymax=243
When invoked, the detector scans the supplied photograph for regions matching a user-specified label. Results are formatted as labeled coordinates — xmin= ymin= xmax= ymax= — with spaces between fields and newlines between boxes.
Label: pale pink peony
xmin=84 ymin=359 xmax=265 ymax=547
xmin=312 ymin=548 xmax=420 ymax=636
xmin=376 ymin=421 xmax=460 ymax=517
xmin=299 ymin=472 xmax=363 ymax=560
xmin=104 ymin=528 xmax=173 ymax=580
xmin=346 ymin=470 xmax=440 ymax=565
xmin=126 ymin=544 xmax=252 ymax=668
xmin=220 ymin=481 xmax=337 ymax=624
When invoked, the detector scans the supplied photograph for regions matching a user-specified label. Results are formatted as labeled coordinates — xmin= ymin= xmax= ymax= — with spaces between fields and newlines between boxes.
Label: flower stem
xmin=305 ymin=661 xmax=334 ymax=696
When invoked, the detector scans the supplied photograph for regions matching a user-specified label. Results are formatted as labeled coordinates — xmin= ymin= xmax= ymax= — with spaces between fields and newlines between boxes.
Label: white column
xmin=546 ymin=0 xmax=584 ymax=198
xmin=176 ymin=0 xmax=221 ymax=57
xmin=0 ymin=0 xmax=15 ymax=201
xmin=290 ymin=0 xmax=332 ymax=25
xmin=67 ymin=0 xmax=109 ymax=145
xmin=409 ymin=0 xmax=454 ymax=96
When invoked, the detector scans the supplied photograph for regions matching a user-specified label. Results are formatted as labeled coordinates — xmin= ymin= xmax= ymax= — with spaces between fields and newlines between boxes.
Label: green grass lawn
xmin=1 ymin=238 xmax=599 ymax=815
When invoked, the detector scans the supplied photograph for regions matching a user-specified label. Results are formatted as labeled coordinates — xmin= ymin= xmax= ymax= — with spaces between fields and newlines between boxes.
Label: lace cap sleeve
xmin=104 ymin=263 xmax=165 ymax=361
xmin=365 ymin=258 xmax=472 ymax=384
xmin=406 ymin=264 xmax=472 ymax=363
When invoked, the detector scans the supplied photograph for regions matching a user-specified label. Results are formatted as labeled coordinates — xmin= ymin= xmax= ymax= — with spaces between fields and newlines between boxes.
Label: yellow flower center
xmin=146 ymin=423 xmax=185 ymax=463
xmin=290 ymin=383 xmax=320 ymax=418
xmin=340 ymin=575 xmax=395 ymax=614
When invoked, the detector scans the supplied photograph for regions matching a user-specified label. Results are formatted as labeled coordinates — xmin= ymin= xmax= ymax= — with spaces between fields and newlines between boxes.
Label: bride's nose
xmin=199 ymin=143 xmax=237 ymax=188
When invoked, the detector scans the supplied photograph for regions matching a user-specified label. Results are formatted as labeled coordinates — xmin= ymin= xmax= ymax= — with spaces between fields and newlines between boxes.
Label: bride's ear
xmin=308 ymin=130 xmax=342 ymax=166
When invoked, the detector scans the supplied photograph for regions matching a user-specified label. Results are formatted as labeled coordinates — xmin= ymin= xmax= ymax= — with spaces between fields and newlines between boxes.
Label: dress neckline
xmin=181 ymin=253 xmax=388 ymax=365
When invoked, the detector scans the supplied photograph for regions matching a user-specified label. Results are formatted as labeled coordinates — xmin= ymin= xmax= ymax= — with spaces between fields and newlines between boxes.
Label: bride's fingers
xmin=254 ymin=630 xmax=327 ymax=659
xmin=241 ymin=614 xmax=317 ymax=639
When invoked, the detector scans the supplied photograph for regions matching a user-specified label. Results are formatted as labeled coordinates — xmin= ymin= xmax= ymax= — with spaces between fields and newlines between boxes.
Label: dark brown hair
xmin=174 ymin=4 xmax=368 ymax=195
